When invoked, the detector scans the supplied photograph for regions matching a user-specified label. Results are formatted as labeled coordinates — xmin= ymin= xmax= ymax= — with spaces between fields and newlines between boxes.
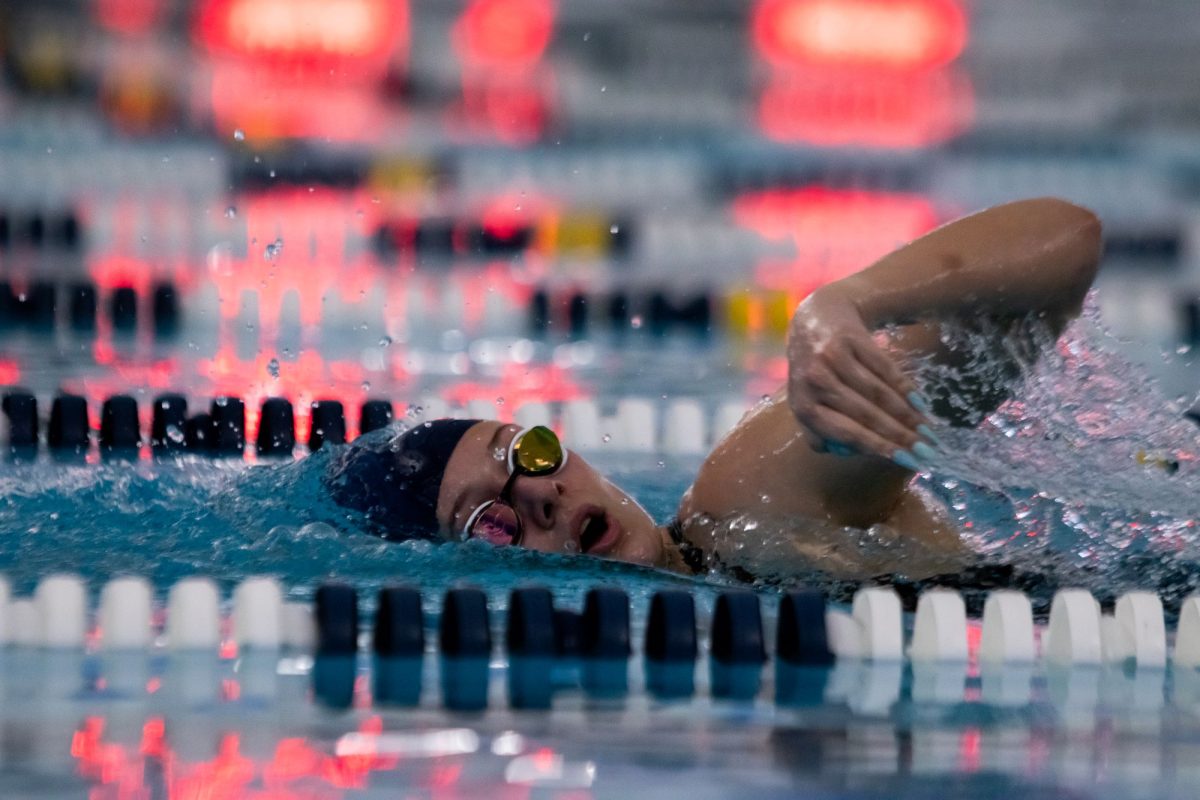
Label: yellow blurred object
xmin=541 ymin=214 xmax=610 ymax=257
xmin=368 ymin=158 xmax=437 ymax=193
xmin=765 ymin=290 xmax=793 ymax=337
xmin=725 ymin=289 xmax=753 ymax=336
xmin=17 ymin=31 xmax=74 ymax=93
xmin=1136 ymin=449 xmax=1180 ymax=475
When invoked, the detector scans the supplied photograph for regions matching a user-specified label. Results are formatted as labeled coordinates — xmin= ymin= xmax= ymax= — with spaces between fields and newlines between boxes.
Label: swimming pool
xmin=0 ymin=296 xmax=1199 ymax=798
xmin=6 ymin=0 xmax=1200 ymax=794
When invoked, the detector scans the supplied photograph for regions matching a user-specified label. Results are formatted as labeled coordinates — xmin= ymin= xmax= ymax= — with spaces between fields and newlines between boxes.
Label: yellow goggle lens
xmin=512 ymin=425 xmax=562 ymax=475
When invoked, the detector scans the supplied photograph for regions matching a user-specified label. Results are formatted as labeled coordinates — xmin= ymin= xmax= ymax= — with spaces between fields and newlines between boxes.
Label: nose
xmin=512 ymin=475 xmax=563 ymax=532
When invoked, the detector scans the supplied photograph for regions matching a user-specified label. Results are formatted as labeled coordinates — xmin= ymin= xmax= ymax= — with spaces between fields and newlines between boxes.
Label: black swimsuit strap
xmin=667 ymin=518 xmax=707 ymax=575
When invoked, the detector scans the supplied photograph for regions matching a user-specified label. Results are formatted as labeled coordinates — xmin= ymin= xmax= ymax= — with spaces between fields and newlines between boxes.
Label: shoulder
xmin=678 ymin=390 xmax=914 ymax=537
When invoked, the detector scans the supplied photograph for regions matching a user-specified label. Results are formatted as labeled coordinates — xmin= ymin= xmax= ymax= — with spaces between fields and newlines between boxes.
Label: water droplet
xmin=267 ymin=357 xmax=280 ymax=378
xmin=269 ymin=169 xmax=276 ymax=178
xmin=166 ymin=424 xmax=185 ymax=443
xmin=225 ymin=206 xmax=237 ymax=219
xmin=1178 ymin=344 xmax=1192 ymax=355
xmin=214 ymin=397 xmax=229 ymax=407
xmin=602 ymin=434 xmax=612 ymax=443
xmin=407 ymin=405 xmax=423 ymax=418
xmin=233 ymin=129 xmax=245 ymax=141
xmin=264 ymin=237 xmax=283 ymax=260
xmin=657 ymin=460 xmax=665 ymax=468
xmin=583 ymin=32 xmax=591 ymax=41
xmin=493 ymin=447 xmax=506 ymax=462
xmin=630 ymin=315 xmax=643 ymax=329
xmin=610 ymin=224 xmax=619 ymax=234
xmin=600 ymin=85 xmax=607 ymax=92
xmin=495 ymin=397 xmax=505 ymax=406
xmin=760 ymin=494 xmax=771 ymax=504
xmin=378 ymin=335 xmax=393 ymax=347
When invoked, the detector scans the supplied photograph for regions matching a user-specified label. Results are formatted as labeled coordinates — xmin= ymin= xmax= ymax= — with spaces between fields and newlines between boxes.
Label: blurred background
xmin=2 ymin=0 xmax=1200 ymax=437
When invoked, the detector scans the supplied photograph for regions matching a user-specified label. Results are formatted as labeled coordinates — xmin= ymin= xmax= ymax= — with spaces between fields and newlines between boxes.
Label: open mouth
xmin=580 ymin=511 xmax=612 ymax=554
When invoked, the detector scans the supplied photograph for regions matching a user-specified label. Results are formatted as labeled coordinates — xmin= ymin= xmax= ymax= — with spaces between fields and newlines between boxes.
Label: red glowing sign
xmin=753 ymin=0 xmax=967 ymax=70
xmin=758 ymin=68 xmax=974 ymax=148
xmin=733 ymin=188 xmax=939 ymax=294
xmin=454 ymin=0 xmax=555 ymax=69
xmin=93 ymin=0 xmax=165 ymax=35
xmin=196 ymin=0 xmax=408 ymax=76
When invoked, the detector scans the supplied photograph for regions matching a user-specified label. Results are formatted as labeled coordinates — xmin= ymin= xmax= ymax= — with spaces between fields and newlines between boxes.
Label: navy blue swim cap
xmin=325 ymin=418 xmax=482 ymax=540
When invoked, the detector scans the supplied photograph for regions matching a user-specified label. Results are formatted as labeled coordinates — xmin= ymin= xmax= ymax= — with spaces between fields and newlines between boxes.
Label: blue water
xmin=1 ymin=299 xmax=1199 ymax=615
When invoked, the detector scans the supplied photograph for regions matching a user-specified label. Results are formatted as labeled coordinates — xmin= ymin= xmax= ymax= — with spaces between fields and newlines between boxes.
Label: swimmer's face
xmin=436 ymin=421 xmax=666 ymax=565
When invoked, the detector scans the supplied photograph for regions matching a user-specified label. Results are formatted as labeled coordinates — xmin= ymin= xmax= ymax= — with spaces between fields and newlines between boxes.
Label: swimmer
xmin=326 ymin=197 xmax=1103 ymax=583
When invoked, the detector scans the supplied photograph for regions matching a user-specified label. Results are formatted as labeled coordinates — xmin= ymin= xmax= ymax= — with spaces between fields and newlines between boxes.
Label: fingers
xmin=826 ymin=350 xmax=925 ymax=433
xmin=849 ymin=335 xmax=919 ymax=401
xmin=791 ymin=337 xmax=936 ymax=466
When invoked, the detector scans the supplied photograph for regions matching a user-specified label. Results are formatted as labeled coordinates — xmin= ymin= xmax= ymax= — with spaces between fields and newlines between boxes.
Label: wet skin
xmin=435 ymin=421 xmax=680 ymax=567
xmin=433 ymin=199 xmax=1103 ymax=578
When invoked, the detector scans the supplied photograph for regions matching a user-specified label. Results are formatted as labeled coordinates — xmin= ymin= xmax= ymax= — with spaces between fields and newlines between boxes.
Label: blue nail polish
xmin=907 ymin=391 xmax=931 ymax=415
xmin=826 ymin=442 xmax=855 ymax=457
xmin=891 ymin=450 xmax=920 ymax=471
xmin=917 ymin=424 xmax=945 ymax=449
xmin=911 ymin=442 xmax=938 ymax=462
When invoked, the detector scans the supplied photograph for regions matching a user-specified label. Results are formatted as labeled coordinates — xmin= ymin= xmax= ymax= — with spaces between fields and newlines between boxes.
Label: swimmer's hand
xmin=786 ymin=285 xmax=929 ymax=463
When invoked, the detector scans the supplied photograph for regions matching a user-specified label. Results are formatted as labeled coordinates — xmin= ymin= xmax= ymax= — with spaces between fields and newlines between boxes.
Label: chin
xmin=612 ymin=528 xmax=661 ymax=566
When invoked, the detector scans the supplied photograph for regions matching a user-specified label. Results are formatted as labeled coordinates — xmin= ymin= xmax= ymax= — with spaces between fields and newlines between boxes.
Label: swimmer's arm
xmin=787 ymin=198 xmax=1102 ymax=455
xmin=834 ymin=197 xmax=1102 ymax=328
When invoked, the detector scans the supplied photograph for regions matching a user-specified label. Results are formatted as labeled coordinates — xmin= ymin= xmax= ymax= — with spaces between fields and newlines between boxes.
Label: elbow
xmin=1038 ymin=197 xmax=1103 ymax=303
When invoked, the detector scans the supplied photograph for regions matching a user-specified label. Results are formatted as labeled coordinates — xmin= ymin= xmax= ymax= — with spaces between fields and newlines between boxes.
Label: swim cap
xmin=325 ymin=418 xmax=482 ymax=540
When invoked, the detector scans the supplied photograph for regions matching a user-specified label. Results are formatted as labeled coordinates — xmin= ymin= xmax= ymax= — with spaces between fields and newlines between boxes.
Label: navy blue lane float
xmin=308 ymin=400 xmax=346 ymax=451
xmin=359 ymin=399 xmax=394 ymax=434
xmin=2 ymin=391 xmax=38 ymax=449
xmin=373 ymin=586 xmax=425 ymax=706
xmin=151 ymin=394 xmax=187 ymax=453
xmin=506 ymin=587 xmax=556 ymax=709
xmin=257 ymin=397 xmax=296 ymax=457
xmin=209 ymin=397 xmax=246 ymax=456
xmin=48 ymin=394 xmax=89 ymax=453
xmin=710 ymin=591 xmax=766 ymax=700
xmin=1 ymin=391 xmax=399 ymax=457
xmin=644 ymin=590 xmax=698 ymax=698
xmin=303 ymin=586 xmax=838 ymax=711
xmin=527 ymin=286 xmax=713 ymax=336
xmin=313 ymin=583 xmax=359 ymax=708
xmin=0 ymin=280 xmax=179 ymax=337
xmin=440 ymin=587 xmax=492 ymax=711
xmin=100 ymin=395 xmax=140 ymax=455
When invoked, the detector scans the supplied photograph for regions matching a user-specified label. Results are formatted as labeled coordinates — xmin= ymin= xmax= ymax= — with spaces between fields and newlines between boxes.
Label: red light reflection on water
xmin=71 ymin=715 xmax=419 ymax=798
xmin=757 ymin=68 xmax=974 ymax=148
xmin=441 ymin=363 xmax=586 ymax=415
xmin=211 ymin=189 xmax=382 ymax=328
xmin=732 ymin=188 xmax=939 ymax=295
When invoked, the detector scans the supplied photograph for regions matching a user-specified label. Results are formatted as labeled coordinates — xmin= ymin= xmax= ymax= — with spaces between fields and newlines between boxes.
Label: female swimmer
xmin=325 ymin=197 xmax=1103 ymax=586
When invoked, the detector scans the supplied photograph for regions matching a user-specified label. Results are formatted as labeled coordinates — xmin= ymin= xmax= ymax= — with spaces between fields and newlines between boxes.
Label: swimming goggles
xmin=460 ymin=425 xmax=567 ymax=547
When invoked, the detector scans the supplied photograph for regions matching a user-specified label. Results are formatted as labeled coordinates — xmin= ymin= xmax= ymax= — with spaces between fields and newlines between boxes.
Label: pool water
xmin=1 ymin=297 xmax=1200 ymax=797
